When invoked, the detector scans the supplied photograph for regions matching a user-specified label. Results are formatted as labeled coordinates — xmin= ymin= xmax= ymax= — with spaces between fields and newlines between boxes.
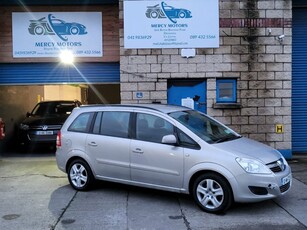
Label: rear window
xmin=32 ymin=102 xmax=78 ymax=116
xmin=68 ymin=112 xmax=94 ymax=133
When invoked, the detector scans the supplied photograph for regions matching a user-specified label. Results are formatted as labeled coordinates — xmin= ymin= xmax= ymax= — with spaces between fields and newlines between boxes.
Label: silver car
xmin=56 ymin=104 xmax=292 ymax=213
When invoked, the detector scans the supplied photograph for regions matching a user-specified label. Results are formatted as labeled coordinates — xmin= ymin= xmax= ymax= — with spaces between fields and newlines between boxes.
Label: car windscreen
xmin=31 ymin=102 xmax=76 ymax=116
xmin=168 ymin=110 xmax=241 ymax=144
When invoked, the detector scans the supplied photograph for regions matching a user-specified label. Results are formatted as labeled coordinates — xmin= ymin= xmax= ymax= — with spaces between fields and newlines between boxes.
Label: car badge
xmin=42 ymin=125 xmax=48 ymax=131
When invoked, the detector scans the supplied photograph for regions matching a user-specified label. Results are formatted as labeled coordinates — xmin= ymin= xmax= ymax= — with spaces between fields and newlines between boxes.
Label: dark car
xmin=18 ymin=100 xmax=81 ymax=151
xmin=28 ymin=15 xmax=87 ymax=36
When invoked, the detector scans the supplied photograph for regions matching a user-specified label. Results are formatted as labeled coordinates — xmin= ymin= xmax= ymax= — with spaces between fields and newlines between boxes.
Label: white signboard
xmin=181 ymin=97 xmax=194 ymax=109
xmin=124 ymin=0 xmax=219 ymax=49
xmin=12 ymin=12 xmax=103 ymax=58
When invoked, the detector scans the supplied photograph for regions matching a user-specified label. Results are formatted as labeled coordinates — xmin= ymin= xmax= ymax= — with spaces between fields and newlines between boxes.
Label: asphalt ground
xmin=0 ymin=152 xmax=306 ymax=230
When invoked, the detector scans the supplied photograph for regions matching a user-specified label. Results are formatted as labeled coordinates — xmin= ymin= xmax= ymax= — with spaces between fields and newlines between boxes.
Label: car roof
xmin=38 ymin=100 xmax=80 ymax=104
xmin=80 ymin=104 xmax=190 ymax=114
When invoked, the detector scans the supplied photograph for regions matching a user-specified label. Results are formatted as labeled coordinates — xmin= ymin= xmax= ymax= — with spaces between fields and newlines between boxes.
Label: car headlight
xmin=236 ymin=157 xmax=272 ymax=174
xmin=19 ymin=123 xmax=29 ymax=130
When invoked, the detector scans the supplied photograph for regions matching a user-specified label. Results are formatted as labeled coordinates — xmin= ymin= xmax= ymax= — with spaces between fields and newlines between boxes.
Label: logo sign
xmin=136 ymin=92 xmax=144 ymax=98
xmin=124 ymin=0 xmax=219 ymax=49
xmin=275 ymin=124 xmax=284 ymax=134
xmin=145 ymin=2 xmax=192 ymax=24
xmin=12 ymin=12 xmax=102 ymax=58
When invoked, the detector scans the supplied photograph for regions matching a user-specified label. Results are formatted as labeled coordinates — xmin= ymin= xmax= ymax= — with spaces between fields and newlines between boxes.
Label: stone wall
xmin=119 ymin=0 xmax=292 ymax=151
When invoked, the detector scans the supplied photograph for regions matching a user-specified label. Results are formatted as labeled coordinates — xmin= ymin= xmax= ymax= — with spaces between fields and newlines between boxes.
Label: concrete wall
xmin=119 ymin=0 xmax=292 ymax=153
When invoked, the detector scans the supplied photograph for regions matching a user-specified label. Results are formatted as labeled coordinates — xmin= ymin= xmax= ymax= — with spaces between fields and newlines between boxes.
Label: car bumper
xmin=18 ymin=130 xmax=58 ymax=145
xmin=230 ymin=166 xmax=292 ymax=203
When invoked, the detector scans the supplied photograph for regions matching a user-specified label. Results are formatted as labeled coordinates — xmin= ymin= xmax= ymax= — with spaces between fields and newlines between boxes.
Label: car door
xmin=86 ymin=111 xmax=131 ymax=181
xmin=130 ymin=112 xmax=184 ymax=189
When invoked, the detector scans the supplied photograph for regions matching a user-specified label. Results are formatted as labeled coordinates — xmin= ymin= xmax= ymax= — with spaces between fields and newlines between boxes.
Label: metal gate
xmin=0 ymin=62 xmax=119 ymax=85
xmin=292 ymin=7 xmax=307 ymax=153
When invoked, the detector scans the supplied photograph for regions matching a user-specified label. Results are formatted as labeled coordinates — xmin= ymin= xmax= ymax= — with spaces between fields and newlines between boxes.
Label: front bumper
xmin=230 ymin=165 xmax=292 ymax=203
xmin=18 ymin=129 xmax=58 ymax=145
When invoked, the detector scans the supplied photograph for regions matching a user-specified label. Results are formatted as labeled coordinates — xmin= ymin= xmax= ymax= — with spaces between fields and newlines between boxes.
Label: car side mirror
xmin=162 ymin=134 xmax=177 ymax=145
xmin=26 ymin=112 xmax=31 ymax=117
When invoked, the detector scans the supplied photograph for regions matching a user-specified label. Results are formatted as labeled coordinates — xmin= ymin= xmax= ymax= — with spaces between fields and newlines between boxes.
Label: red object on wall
xmin=0 ymin=118 xmax=5 ymax=140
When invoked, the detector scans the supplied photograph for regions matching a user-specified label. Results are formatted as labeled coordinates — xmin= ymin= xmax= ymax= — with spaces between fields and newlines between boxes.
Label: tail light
xmin=56 ymin=131 xmax=61 ymax=147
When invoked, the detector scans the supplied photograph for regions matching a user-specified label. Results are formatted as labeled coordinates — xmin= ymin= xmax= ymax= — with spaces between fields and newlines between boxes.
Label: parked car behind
xmin=18 ymin=100 xmax=81 ymax=151
xmin=56 ymin=104 xmax=292 ymax=214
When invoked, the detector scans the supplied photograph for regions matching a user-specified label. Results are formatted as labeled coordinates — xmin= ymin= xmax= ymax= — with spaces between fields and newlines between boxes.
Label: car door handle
xmin=88 ymin=142 xmax=97 ymax=147
xmin=133 ymin=148 xmax=144 ymax=154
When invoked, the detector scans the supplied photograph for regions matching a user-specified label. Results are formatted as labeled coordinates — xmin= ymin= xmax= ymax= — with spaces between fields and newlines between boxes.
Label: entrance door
xmin=167 ymin=79 xmax=207 ymax=113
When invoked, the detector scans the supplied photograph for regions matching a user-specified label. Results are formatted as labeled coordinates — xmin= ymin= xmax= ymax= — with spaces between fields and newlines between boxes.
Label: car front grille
xmin=280 ymin=182 xmax=291 ymax=193
xmin=266 ymin=158 xmax=286 ymax=173
xmin=31 ymin=125 xmax=62 ymax=130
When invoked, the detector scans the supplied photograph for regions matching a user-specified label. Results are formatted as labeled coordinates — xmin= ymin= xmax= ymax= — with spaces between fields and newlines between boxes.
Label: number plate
xmin=36 ymin=131 xmax=53 ymax=135
xmin=281 ymin=174 xmax=291 ymax=185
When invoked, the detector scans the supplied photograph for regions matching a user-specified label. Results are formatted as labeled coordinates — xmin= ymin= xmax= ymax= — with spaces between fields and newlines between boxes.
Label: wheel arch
xmin=188 ymin=170 xmax=233 ymax=197
xmin=186 ymin=163 xmax=236 ymax=198
xmin=65 ymin=155 xmax=95 ymax=176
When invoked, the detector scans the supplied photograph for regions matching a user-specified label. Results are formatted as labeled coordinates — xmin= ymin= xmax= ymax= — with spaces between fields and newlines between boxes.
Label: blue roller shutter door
xmin=0 ymin=62 xmax=119 ymax=85
xmin=292 ymin=8 xmax=307 ymax=153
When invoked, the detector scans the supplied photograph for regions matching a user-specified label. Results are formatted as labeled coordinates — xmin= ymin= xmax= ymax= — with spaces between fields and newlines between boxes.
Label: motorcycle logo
xmin=28 ymin=14 xmax=87 ymax=41
xmin=145 ymin=2 xmax=192 ymax=23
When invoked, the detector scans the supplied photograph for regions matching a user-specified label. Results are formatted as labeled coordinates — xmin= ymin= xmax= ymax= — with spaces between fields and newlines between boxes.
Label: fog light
xmin=249 ymin=186 xmax=268 ymax=195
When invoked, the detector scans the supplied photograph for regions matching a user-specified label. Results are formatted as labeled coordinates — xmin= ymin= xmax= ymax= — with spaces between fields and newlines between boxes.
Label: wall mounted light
xmin=181 ymin=48 xmax=196 ymax=58
xmin=60 ymin=50 xmax=74 ymax=64
xmin=277 ymin=34 xmax=285 ymax=43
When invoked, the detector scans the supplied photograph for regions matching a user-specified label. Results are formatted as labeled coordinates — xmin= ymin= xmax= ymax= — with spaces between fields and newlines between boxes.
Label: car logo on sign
xmin=42 ymin=125 xmax=48 ymax=131
xmin=145 ymin=1 xmax=192 ymax=24
xmin=28 ymin=14 xmax=87 ymax=41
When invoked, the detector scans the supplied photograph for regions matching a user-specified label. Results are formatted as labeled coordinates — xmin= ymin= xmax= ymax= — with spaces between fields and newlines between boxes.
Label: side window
xmin=136 ymin=113 xmax=174 ymax=143
xmin=177 ymin=129 xmax=200 ymax=149
xmin=92 ymin=112 xmax=102 ymax=134
xmin=100 ymin=111 xmax=130 ymax=138
xmin=68 ymin=112 xmax=94 ymax=133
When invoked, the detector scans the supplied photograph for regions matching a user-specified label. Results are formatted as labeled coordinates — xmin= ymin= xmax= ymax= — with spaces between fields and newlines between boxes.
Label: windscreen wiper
xmin=214 ymin=135 xmax=242 ymax=144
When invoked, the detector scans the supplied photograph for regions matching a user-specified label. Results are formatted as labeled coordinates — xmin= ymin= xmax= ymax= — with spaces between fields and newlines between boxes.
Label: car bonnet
xmin=213 ymin=137 xmax=282 ymax=164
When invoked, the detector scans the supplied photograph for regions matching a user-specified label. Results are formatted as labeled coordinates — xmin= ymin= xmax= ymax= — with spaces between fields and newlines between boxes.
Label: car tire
xmin=178 ymin=11 xmax=186 ymax=18
xmin=34 ymin=25 xmax=45 ymax=35
xmin=70 ymin=26 xmax=80 ymax=35
xmin=68 ymin=159 xmax=94 ymax=191
xmin=150 ymin=11 xmax=159 ymax=18
xmin=192 ymin=173 xmax=233 ymax=214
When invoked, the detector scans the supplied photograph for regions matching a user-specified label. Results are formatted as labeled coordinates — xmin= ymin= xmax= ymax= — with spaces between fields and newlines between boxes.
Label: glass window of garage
xmin=136 ymin=113 xmax=174 ymax=143
xmin=216 ymin=79 xmax=237 ymax=103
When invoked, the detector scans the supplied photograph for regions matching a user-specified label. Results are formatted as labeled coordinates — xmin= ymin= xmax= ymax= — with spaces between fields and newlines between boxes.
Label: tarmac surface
xmin=288 ymin=154 xmax=307 ymax=185
xmin=0 ymin=152 xmax=306 ymax=230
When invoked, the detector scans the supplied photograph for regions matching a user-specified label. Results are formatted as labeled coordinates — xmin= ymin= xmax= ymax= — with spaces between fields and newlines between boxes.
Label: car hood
xmin=21 ymin=115 xmax=69 ymax=126
xmin=213 ymin=137 xmax=282 ymax=164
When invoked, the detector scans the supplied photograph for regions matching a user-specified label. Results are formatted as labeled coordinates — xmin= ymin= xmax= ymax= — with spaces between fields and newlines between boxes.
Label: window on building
xmin=216 ymin=79 xmax=237 ymax=103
